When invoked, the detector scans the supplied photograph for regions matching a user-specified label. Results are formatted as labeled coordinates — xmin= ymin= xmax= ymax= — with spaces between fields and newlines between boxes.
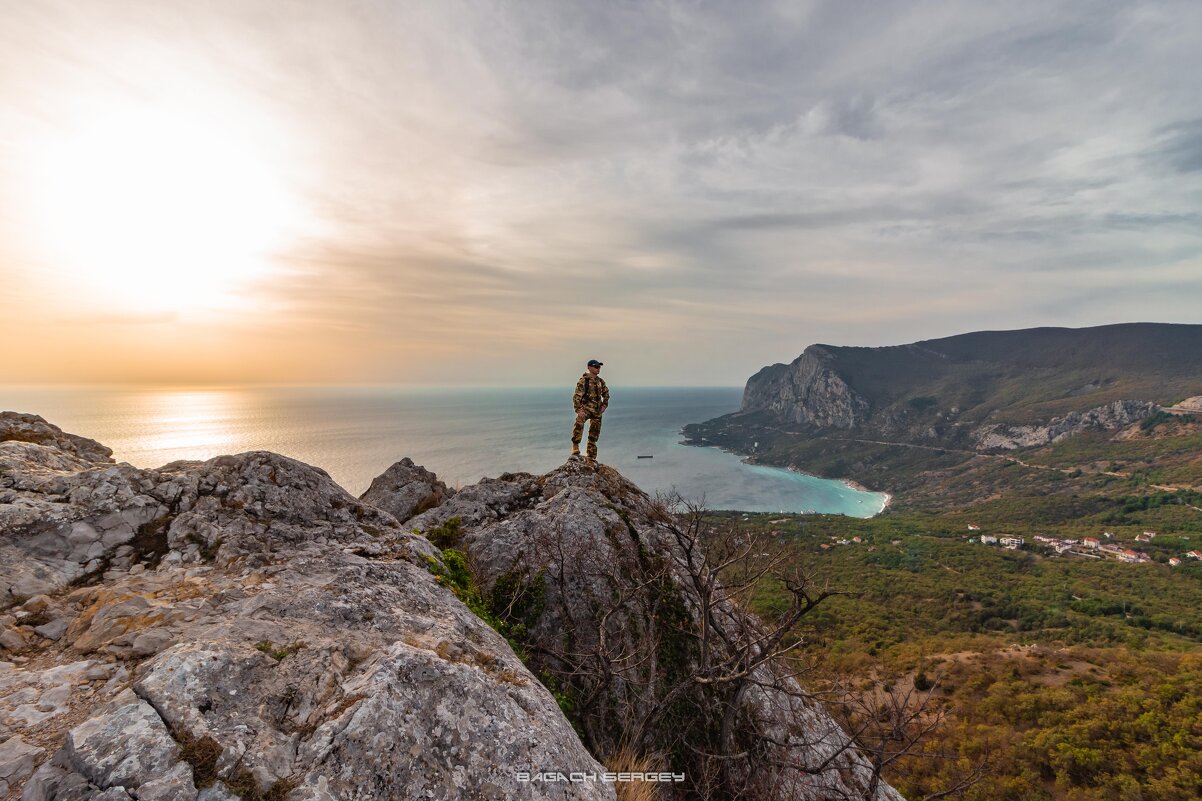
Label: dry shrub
xmin=605 ymin=744 xmax=664 ymax=801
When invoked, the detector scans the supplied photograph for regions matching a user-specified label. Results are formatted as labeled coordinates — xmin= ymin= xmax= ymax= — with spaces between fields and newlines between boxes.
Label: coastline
xmin=840 ymin=477 xmax=893 ymax=513
xmin=679 ymin=431 xmax=892 ymax=516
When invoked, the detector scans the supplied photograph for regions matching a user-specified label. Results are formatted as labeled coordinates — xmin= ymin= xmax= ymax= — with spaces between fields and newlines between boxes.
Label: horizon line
xmin=1 ymin=382 xmax=747 ymax=392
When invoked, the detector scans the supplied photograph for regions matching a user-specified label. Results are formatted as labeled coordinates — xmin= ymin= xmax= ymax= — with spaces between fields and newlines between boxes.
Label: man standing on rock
xmin=571 ymin=359 xmax=609 ymax=465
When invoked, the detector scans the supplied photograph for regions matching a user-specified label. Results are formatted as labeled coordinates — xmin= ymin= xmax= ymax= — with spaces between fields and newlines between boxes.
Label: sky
xmin=2 ymin=0 xmax=1201 ymax=388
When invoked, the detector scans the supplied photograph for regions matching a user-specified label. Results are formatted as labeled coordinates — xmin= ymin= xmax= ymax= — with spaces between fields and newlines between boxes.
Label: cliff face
xmin=392 ymin=464 xmax=902 ymax=801
xmin=733 ymin=324 xmax=1202 ymax=445
xmin=1 ymin=413 xmax=610 ymax=801
xmin=972 ymin=400 xmax=1160 ymax=450
xmin=742 ymin=346 xmax=870 ymax=430
xmin=0 ymin=413 xmax=900 ymax=801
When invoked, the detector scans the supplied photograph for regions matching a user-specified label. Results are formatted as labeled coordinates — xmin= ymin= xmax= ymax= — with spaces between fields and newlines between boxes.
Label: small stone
xmin=37 ymin=684 xmax=73 ymax=713
xmin=86 ymin=663 xmax=114 ymax=681
xmin=68 ymin=521 xmax=101 ymax=545
xmin=21 ymin=596 xmax=53 ymax=614
xmin=101 ymin=666 xmax=129 ymax=696
xmin=9 ymin=687 xmax=39 ymax=705
xmin=9 ymin=702 xmax=55 ymax=727
xmin=94 ymin=789 xmax=136 ymax=800
xmin=9 ymin=576 xmax=57 ymax=603
xmin=33 ymin=619 xmax=69 ymax=641
xmin=0 ymin=628 xmax=29 ymax=653
xmin=130 ymin=631 xmax=174 ymax=658
xmin=0 ymin=735 xmax=45 ymax=790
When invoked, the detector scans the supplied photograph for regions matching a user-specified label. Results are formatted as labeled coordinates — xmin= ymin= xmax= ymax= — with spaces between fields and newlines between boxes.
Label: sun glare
xmin=25 ymin=105 xmax=300 ymax=314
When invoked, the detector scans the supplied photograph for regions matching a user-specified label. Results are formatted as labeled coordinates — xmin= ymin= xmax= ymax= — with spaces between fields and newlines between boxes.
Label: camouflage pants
xmin=571 ymin=413 xmax=603 ymax=459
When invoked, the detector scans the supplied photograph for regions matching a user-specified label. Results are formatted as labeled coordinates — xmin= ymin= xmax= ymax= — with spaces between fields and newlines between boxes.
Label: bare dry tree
xmin=489 ymin=487 xmax=978 ymax=800
xmin=828 ymin=669 xmax=989 ymax=801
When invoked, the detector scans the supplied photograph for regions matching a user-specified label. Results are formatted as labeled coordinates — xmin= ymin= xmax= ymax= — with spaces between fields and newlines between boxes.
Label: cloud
xmin=1151 ymin=118 xmax=1202 ymax=173
xmin=2 ymin=0 xmax=1201 ymax=386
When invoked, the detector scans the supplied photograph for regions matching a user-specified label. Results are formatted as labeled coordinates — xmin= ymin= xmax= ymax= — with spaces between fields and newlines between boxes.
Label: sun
xmin=24 ymin=104 xmax=300 ymax=315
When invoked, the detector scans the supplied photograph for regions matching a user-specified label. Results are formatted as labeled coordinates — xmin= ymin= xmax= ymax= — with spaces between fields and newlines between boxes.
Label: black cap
xmin=587 ymin=359 xmax=604 ymax=367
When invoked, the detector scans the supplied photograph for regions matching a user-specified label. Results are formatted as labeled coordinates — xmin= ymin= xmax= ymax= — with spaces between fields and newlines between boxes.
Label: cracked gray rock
xmin=4 ymin=411 xmax=902 ymax=801
xmin=0 ymin=735 xmax=44 ymax=796
xmin=2 ymin=412 xmax=612 ymax=801
xmin=358 ymin=457 xmax=455 ymax=525
xmin=972 ymin=399 xmax=1161 ymax=450
xmin=381 ymin=457 xmax=904 ymax=800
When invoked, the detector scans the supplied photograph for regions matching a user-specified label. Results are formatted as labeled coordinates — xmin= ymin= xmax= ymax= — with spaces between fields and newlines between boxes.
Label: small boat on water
xmin=637 ymin=455 xmax=654 ymax=459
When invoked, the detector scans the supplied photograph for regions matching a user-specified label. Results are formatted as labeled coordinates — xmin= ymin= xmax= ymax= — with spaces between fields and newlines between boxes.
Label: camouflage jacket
xmin=573 ymin=372 xmax=609 ymax=414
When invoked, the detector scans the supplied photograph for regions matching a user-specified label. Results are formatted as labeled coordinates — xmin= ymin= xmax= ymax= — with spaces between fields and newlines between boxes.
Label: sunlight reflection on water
xmin=3 ymin=386 xmax=887 ymax=516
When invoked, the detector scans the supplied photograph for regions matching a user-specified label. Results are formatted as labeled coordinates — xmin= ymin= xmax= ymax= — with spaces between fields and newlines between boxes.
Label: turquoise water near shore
xmin=1 ymin=386 xmax=887 ymax=516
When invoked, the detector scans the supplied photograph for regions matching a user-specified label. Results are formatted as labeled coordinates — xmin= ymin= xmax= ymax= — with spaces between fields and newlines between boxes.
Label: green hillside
xmin=687 ymin=323 xmax=1202 ymax=509
xmin=687 ymin=323 xmax=1202 ymax=798
xmin=705 ymin=493 xmax=1202 ymax=801
xmin=814 ymin=323 xmax=1202 ymax=424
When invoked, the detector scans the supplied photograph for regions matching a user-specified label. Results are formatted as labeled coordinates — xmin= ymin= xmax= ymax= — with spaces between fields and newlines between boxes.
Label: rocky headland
xmin=685 ymin=324 xmax=1202 ymax=508
xmin=0 ymin=412 xmax=899 ymax=801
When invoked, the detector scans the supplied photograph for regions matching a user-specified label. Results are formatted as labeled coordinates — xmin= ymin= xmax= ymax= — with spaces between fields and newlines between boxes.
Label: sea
xmin=1 ymin=386 xmax=888 ymax=517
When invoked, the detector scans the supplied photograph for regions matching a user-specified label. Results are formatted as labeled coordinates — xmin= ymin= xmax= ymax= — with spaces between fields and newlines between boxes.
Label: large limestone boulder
xmin=1 ymin=413 xmax=612 ymax=801
xmin=358 ymin=457 xmax=455 ymax=525
xmin=0 ymin=414 xmax=113 ymax=465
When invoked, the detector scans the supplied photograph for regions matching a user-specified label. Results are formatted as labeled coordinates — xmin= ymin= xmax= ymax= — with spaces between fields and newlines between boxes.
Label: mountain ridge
xmin=686 ymin=323 xmax=1202 ymax=508
xmin=745 ymin=322 xmax=1202 ymax=429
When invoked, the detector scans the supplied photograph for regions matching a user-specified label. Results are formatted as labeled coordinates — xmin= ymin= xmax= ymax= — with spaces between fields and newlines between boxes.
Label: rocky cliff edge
xmin=0 ymin=412 xmax=899 ymax=801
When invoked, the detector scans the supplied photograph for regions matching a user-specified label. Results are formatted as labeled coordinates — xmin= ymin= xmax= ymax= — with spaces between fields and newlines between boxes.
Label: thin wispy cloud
xmin=1 ymin=0 xmax=1199 ymax=386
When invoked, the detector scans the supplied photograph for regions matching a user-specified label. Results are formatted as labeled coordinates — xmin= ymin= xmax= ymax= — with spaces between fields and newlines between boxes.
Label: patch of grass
xmin=1141 ymin=410 xmax=1178 ymax=432
xmin=538 ymin=668 xmax=578 ymax=722
xmin=423 ymin=549 xmax=506 ymax=630
xmin=422 ymin=516 xmax=464 ymax=549
xmin=255 ymin=640 xmax=306 ymax=662
xmin=130 ymin=514 xmax=173 ymax=567
xmin=422 ymin=549 xmax=535 ymax=661
xmin=489 ymin=566 xmax=546 ymax=640
xmin=176 ymin=730 xmax=223 ymax=787
xmin=226 ymin=769 xmax=299 ymax=801
xmin=908 ymin=396 xmax=938 ymax=411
